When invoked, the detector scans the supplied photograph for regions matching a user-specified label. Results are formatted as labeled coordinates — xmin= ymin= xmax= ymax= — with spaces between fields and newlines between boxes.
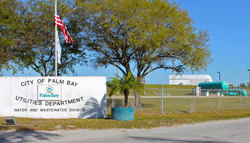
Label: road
xmin=113 ymin=95 xmax=247 ymax=98
xmin=1 ymin=118 xmax=250 ymax=143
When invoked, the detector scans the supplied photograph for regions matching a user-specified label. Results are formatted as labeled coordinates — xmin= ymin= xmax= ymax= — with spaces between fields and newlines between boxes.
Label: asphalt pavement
xmin=1 ymin=117 xmax=250 ymax=143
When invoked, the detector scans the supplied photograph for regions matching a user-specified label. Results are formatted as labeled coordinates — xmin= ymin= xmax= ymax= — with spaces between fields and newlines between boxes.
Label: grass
xmin=145 ymin=84 xmax=196 ymax=89
xmin=0 ymin=110 xmax=250 ymax=131
xmin=108 ymin=84 xmax=250 ymax=97
xmin=1 ymin=97 xmax=250 ymax=131
xmin=1 ymin=84 xmax=249 ymax=131
xmin=144 ymin=88 xmax=193 ymax=96
xmin=242 ymin=87 xmax=250 ymax=90
xmin=108 ymin=84 xmax=196 ymax=96
xmin=109 ymin=97 xmax=250 ymax=113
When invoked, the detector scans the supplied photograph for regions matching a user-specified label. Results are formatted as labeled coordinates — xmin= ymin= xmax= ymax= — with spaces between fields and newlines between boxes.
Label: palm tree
xmin=107 ymin=72 xmax=143 ymax=107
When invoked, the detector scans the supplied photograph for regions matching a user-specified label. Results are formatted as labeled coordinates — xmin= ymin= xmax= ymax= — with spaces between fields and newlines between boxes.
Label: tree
xmin=239 ymin=83 xmax=246 ymax=87
xmin=107 ymin=72 xmax=143 ymax=107
xmin=229 ymin=83 xmax=233 ymax=88
xmin=247 ymin=82 xmax=250 ymax=87
xmin=0 ymin=0 xmax=23 ymax=74
xmin=1 ymin=0 xmax=86 ymax=76
xmin=75 ymin=0 xmax=212 ymax=108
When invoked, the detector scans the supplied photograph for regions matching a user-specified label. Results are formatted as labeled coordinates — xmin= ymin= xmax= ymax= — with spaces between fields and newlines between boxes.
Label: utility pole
xmin=217 ymin=71 xmax=220 ymax=82
xmin=248 ymin=69 xmax=250 ymax=87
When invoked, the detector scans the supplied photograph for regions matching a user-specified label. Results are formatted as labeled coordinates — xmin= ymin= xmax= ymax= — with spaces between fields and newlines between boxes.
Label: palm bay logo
xmin=39 ymin=86 xmax=59 ymax=98
xmin=37 ymin=85 xmax=62 ymax=100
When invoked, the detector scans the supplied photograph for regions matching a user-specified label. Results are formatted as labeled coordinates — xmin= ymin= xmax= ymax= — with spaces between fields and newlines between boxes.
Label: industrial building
xmin=169 ymin=75 xmax=212 ymax=85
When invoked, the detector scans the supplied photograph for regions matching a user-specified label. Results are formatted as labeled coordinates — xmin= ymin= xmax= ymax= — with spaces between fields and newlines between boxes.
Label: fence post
xmin=219 ymin=89 xmax=220 ymax=111
xmin=112 ymin=95 xmax=115 ymax=107
xmin=161 ymin=83 xmax=163 ymax=114
xmin=193 ymin=89 xmax=195 ymax=111
xmin=240 ymin=90 xmax=242 ymax=109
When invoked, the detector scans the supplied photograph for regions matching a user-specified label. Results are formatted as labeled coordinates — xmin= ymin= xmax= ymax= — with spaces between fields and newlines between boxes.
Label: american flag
xmin=55 ymin=15 xmax=74 ymax=44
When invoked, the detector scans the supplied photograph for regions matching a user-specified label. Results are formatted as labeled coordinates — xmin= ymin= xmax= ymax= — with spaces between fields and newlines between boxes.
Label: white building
xmin=169 ymin=75 xmax=212 ymax=85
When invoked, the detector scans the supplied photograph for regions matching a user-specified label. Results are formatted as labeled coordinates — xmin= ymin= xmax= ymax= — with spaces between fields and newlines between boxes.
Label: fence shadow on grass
xmin=107 ymin=98 xmax=156 ymax=109
xmin=178 ymin=110 xmax=190 ymax=113
xmin=185 ymin=93 xmax=193 ymax=96
xmin=140 ymin=103 xmax=156 ymax=109
xmin=107 ymin=98 xmax=124 ymax=107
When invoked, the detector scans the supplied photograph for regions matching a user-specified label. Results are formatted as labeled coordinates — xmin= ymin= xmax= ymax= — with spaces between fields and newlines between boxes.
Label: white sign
xmin=0 ymin=76 xmax=107 ymax=119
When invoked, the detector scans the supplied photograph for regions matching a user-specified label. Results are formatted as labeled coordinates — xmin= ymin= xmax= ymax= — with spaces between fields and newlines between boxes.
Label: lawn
xmin=144 ymin=88 xmax=193 ymax=96
xmin=109 ymin=84 xmax=250 ymax=96
xmin=145 ymin=84 xmax=196 ymax=89
xmin=108 ymin=97 xmax=250 ymax=113
xmin=108 ymin=84 xmax=196 ymax=96
xmin=1 ymin=97 xmax=250 ymax=131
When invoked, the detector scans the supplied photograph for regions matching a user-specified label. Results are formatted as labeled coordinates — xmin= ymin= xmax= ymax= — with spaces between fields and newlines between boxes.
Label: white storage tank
xmin=169 ymin=75 xmax=212 ymax=85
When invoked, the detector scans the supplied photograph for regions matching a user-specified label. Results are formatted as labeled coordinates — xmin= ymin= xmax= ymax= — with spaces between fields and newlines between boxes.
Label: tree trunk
xmin=134 ymin=90 xmax=142 ymax=109
xmin=124 ymin=88 xmax=129 ymax=108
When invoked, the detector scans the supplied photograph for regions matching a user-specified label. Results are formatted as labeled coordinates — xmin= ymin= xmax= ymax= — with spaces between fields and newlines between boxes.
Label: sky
xmin=3 ymin=0 xmax=250 ymax=86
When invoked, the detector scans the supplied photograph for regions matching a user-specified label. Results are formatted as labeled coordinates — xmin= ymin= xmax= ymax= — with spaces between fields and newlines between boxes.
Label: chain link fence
xmin=107 ymin=86 xmax=250 ymax=114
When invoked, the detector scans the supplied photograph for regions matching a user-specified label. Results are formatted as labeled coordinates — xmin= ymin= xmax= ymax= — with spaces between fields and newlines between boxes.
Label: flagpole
xmin=55 ymin=0 xmax=57 ymax=77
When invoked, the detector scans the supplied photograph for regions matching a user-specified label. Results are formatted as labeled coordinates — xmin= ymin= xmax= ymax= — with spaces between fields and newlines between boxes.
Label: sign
xmin=0 ymin=76 xmax=107 ymax=119
xmin=37 ymin=84 xmax=62 ymax=100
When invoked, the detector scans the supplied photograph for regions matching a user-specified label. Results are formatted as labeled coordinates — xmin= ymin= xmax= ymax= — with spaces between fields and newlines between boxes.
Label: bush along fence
xmin=108 ymin=84 xmax=250 ymax=114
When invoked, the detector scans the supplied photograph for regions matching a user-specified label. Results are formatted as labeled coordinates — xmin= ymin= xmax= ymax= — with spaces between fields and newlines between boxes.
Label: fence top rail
xmin=145 ymin=88 xmax=249 ymax=90
xmin=111 ymin=96 xmax=250 ymax=98
xmin=145 ymin=88 xmax=193 ymax=90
